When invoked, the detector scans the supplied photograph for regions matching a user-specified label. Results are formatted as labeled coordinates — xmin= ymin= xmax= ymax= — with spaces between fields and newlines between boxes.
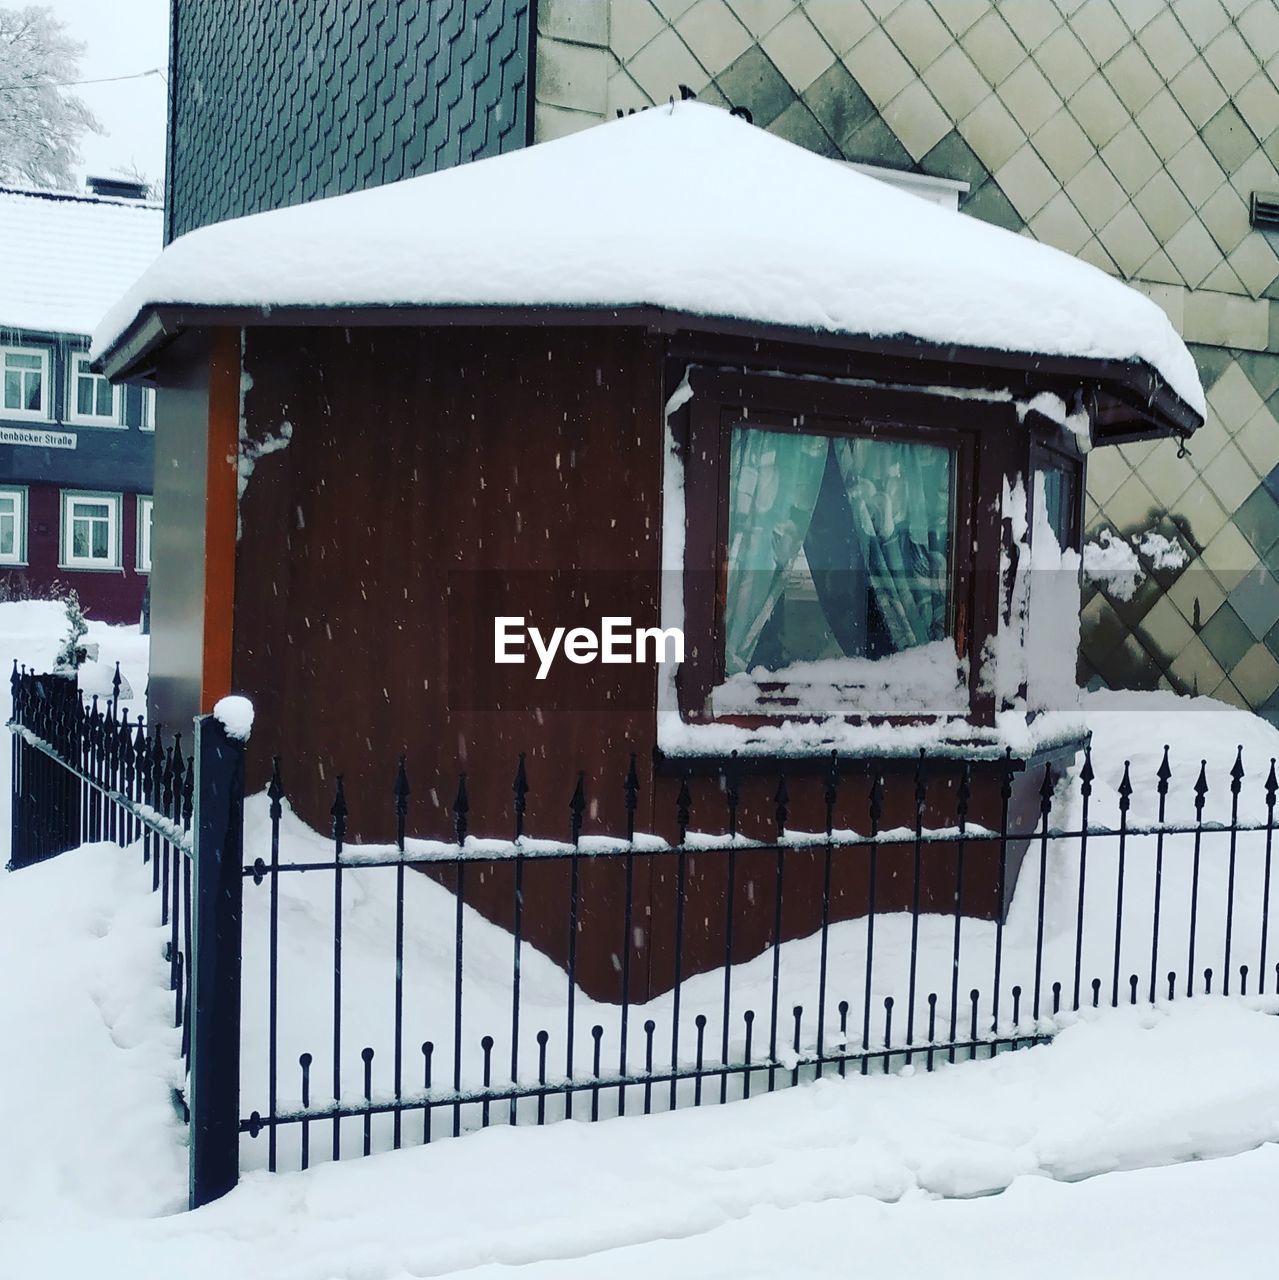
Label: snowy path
xmin=4 ymin=602 xmax=1279 ymax=1277
xmin=2 ymin=998 xmax=1278 ymax=1279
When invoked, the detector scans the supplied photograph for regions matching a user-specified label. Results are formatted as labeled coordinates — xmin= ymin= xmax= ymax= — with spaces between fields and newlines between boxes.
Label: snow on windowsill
xmin=712 ymin=641 xmax=968 ymax=719
xmin=657 ymin=704 xmax=1088 ymax=763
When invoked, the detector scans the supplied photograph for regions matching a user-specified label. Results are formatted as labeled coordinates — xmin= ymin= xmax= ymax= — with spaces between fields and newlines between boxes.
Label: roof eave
xmin=92 ymin=301 xmax=1204 ymax=441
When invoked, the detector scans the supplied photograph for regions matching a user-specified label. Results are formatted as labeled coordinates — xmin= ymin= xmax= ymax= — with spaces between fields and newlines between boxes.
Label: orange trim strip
xmin=200 ymin=329 xmax=239 ymax=711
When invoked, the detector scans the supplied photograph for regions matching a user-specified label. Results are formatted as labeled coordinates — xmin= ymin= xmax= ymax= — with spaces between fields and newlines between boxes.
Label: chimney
xmin=85 ymin=175 xmax=150 ymax=201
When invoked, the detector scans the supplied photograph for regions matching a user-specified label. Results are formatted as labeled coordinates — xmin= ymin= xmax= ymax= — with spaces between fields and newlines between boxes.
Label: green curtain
xmin=832 ymin=439 xmax=951 ymax=652
xmin=724 ymin=429 xmax=828 ymax=675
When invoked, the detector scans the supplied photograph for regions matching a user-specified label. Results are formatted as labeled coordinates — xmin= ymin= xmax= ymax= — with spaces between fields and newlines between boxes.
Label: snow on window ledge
xmin=711 ymin=642 xmax=969 ymax=720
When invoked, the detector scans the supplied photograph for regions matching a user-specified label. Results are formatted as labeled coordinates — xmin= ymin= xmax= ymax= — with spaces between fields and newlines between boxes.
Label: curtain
xmin=833 ymin=439 xmax=951 ymax=653
xmin=724 ymin=428 xmax=828 ymax=675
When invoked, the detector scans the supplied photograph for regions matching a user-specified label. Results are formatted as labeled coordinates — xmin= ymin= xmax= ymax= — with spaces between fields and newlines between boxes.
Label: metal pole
xmin=188 ymin=712 xmax=247 ymax=1209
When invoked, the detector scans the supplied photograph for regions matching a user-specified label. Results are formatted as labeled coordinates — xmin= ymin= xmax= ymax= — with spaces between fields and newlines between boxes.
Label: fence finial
xmin=1194 ymin=759 xmax=1209 ymax=818
xmin=331 ymin=774 xmax=348 ymax=854
xmin=394 ymin=755 xmax=410 ymax=853
xmin=623 ymin=753 xmax=639 ymax=843
xmin=1231 ymin=744 xmax=1245 ymax=793
xmin=1118 ymin=760 xmax=1132 ymax=813
xmin=824 ymin=751 xmax=839 ymax=837
xmin=513 ymin=753 xmax=528 ymax=841
xmin=1156 ymin=745 xmax=1171 ymax=794
xmin=722 ymin=750 xmax=740 ymax=841
xmin=869 ymin=771 xmax=884 ymax=837
xmin=268 ymin=756 xmax=284 ymax=820
xmin=569 ymin=770 xmax=586 ymax=847
xmin=1267 ymin=758 xmax=1277 ymax=808
xmin=452 ymin=773 xmax=469 ymax=847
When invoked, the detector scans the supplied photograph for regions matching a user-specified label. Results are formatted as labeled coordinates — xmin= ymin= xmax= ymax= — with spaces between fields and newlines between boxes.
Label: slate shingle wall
xmin=166 ymin=0 xmax=533 ymax=243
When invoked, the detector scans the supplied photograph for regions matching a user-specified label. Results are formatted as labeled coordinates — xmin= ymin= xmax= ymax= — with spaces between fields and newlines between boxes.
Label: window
xmin=60 ymin=491 xmax=121 ymax=570
xmin=0 ymin=487 xmax=26 ymax=565
xmin=140 ymin=387 xmax=156 ymax=430
xmin=136 ymin=495 xmax=153 ymax=573
xmin=69 ymin=354 xmax=119 ymax=425
xmin=678 ymin=374 xmax=981 ymax=726
xmin=725 ymin=426 xmax=954 ymax=675
xmin=1 ymin=347 xmax=49 ymax=420
xmin=1033 ymin=447 xmax=1081 ymax=551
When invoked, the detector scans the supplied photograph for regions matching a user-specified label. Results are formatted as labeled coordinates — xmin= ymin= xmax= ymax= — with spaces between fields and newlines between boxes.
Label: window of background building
xmin=0 ymin=487 xmax=27 ymax=564
xmin=136 ymin=495 xmax=153 ymax=573
xmin=60 ymin=491 xmax=122 ymax=570
xmin=69 ymin=353 xmax=120 ymax=425
xmin=1 ymin=347 xmax=50 ymax=420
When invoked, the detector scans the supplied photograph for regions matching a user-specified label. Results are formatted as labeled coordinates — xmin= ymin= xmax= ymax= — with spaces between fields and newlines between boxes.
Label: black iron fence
xmin=8 ymin=665 xmax=1279 ymax=1208
xmin=8 ymin=665 xmax=246 ymax=1208
xmin=237 ymin=742 xmax=1279 ymax=1180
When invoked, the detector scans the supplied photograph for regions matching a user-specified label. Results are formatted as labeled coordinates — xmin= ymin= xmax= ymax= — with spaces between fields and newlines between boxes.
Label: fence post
xmin=188 ymin=711 xmax=247 ymax=1209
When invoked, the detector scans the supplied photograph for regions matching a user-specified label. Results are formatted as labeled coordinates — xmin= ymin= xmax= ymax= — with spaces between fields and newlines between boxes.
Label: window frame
xmin=140 ymin=386 xmax=156 ymax=431
xmin=60 ymin=489 xmax=123 ymax=572
xmin=0 ymin=345 xmax=51 ymax=422
xmin=678 ymin=371 xmax=988 ymax=728
xmin=136 ymin=494 xmax=153 ymax=573
xmin=1030 ymin=438 xmax=1084 ymax=552
xmin=0 ymin=485 xmax=28 ymax=566
xmin=67 ymin=352 xmax=122 ymax=427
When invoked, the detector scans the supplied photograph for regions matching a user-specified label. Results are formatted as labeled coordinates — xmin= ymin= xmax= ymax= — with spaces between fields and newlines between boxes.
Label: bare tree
xmin=0 ymin=4 xmax=101 ymax=189
xmin=117 ymin=158 xmax=164 ymax=203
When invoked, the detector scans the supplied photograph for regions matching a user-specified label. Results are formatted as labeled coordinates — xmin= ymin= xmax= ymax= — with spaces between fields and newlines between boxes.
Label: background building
xmin=0 ymin=181 xmax=162 ymax=623
xmin=165 ymin=0 xmax=1279 ymax=715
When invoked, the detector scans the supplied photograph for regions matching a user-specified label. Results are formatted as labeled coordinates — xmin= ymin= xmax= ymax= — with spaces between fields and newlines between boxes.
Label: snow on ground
xmin=231 ymin=683 xmax=1279 ymax=1179
xmin=3 ymin=601 xmax=1279 ymax=1276
xmin=0 ymin=600 xmax=149 ymax=845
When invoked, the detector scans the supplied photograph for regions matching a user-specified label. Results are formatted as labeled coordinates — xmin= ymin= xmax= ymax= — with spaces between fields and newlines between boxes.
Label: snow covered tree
xmin=54 ymin=589 xmax=87 ymax=671
xmin=0 ymin=5 xmax=100 ymax=189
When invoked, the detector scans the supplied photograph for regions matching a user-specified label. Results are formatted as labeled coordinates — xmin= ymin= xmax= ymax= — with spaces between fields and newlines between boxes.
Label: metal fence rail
xmin=7 ymin=667 xmax=246 ymax=1208
xmin=9 ymin=662 xmax=1278 ymax=1206
xmin=238 ymin=744 xmax=1279 ymax=1177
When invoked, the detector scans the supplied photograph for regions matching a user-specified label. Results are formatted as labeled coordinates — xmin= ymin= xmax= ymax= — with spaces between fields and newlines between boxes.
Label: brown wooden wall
xmin=231 ymin=324 xmax=1079 ymax=1000
xmin=234 ymin=324 xmax=669 ymax=835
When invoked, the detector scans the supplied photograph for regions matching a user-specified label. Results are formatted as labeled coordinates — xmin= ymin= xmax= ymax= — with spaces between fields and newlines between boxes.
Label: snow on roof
xmin=0 ymin=186 xmax=164 ymax=338
xmin=91 ymin=103 xmax=1203 ymax=417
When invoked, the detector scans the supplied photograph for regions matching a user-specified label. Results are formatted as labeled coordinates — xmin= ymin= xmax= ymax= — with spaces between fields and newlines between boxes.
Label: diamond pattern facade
xmin=167 ymin=0 xmax=532 ymax=243
xmin=532 ymin=0 xmax=1279 ymax=719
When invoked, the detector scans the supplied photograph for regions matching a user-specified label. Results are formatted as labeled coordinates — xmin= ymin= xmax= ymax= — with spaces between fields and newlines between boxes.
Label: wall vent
xmin=1250 ymin=191 xmax=1279 ymax=230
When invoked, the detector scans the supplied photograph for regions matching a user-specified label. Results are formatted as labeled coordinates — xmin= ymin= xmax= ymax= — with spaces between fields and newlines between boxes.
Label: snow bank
xmin=92 ymin=104 xmax=1203 ymax=419
xmin=0 ymin=844 xmax=186 ymax=1221
xmin=3 ymin=997 xmax=1279 ymax=1278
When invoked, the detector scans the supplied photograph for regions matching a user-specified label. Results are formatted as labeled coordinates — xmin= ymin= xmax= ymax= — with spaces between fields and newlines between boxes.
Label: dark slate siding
xmin=166 ymin=0 xmax=533 ymax=243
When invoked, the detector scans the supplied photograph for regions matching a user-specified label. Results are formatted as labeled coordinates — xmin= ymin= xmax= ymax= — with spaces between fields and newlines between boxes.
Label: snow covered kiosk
xmin=91 ymin=104 xmax=1203 ymax=999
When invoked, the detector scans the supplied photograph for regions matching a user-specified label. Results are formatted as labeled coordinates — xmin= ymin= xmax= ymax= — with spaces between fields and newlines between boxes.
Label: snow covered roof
xmin=0 ymin=187 xmax=163 ymax=338
xmin=91 ymin=103 xmax=1203 ymax=424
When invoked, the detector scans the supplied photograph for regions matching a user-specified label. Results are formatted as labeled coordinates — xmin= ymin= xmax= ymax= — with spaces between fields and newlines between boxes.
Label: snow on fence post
xmin=188 ymin=699 xmax=251 ymax=1209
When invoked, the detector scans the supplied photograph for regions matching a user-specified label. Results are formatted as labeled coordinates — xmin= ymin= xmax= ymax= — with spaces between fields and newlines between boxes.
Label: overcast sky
xmin=44 ymin=0 xmax=169 ymax=189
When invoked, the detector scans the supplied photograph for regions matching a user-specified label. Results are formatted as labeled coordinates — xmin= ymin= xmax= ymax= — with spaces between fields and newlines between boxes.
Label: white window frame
xmin=60 ymin=490 xmax=122 ymax=571
xmin=1 ymin=345 xmax=51 ymax=421
xmin=67 ymin=353 xmax=121 ymax=426
xmin=136 ymin=495 xmax=153 ymax=573
xmin=0 ymin=486 xmax=27 ymax=565
xmin=140 ymin=386 xmax=156 ymax=431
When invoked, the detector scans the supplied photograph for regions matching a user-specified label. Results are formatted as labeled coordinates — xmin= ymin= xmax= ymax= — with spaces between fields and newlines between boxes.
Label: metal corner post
xmin=188 ymin=712 xmax=247 ymax=1209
